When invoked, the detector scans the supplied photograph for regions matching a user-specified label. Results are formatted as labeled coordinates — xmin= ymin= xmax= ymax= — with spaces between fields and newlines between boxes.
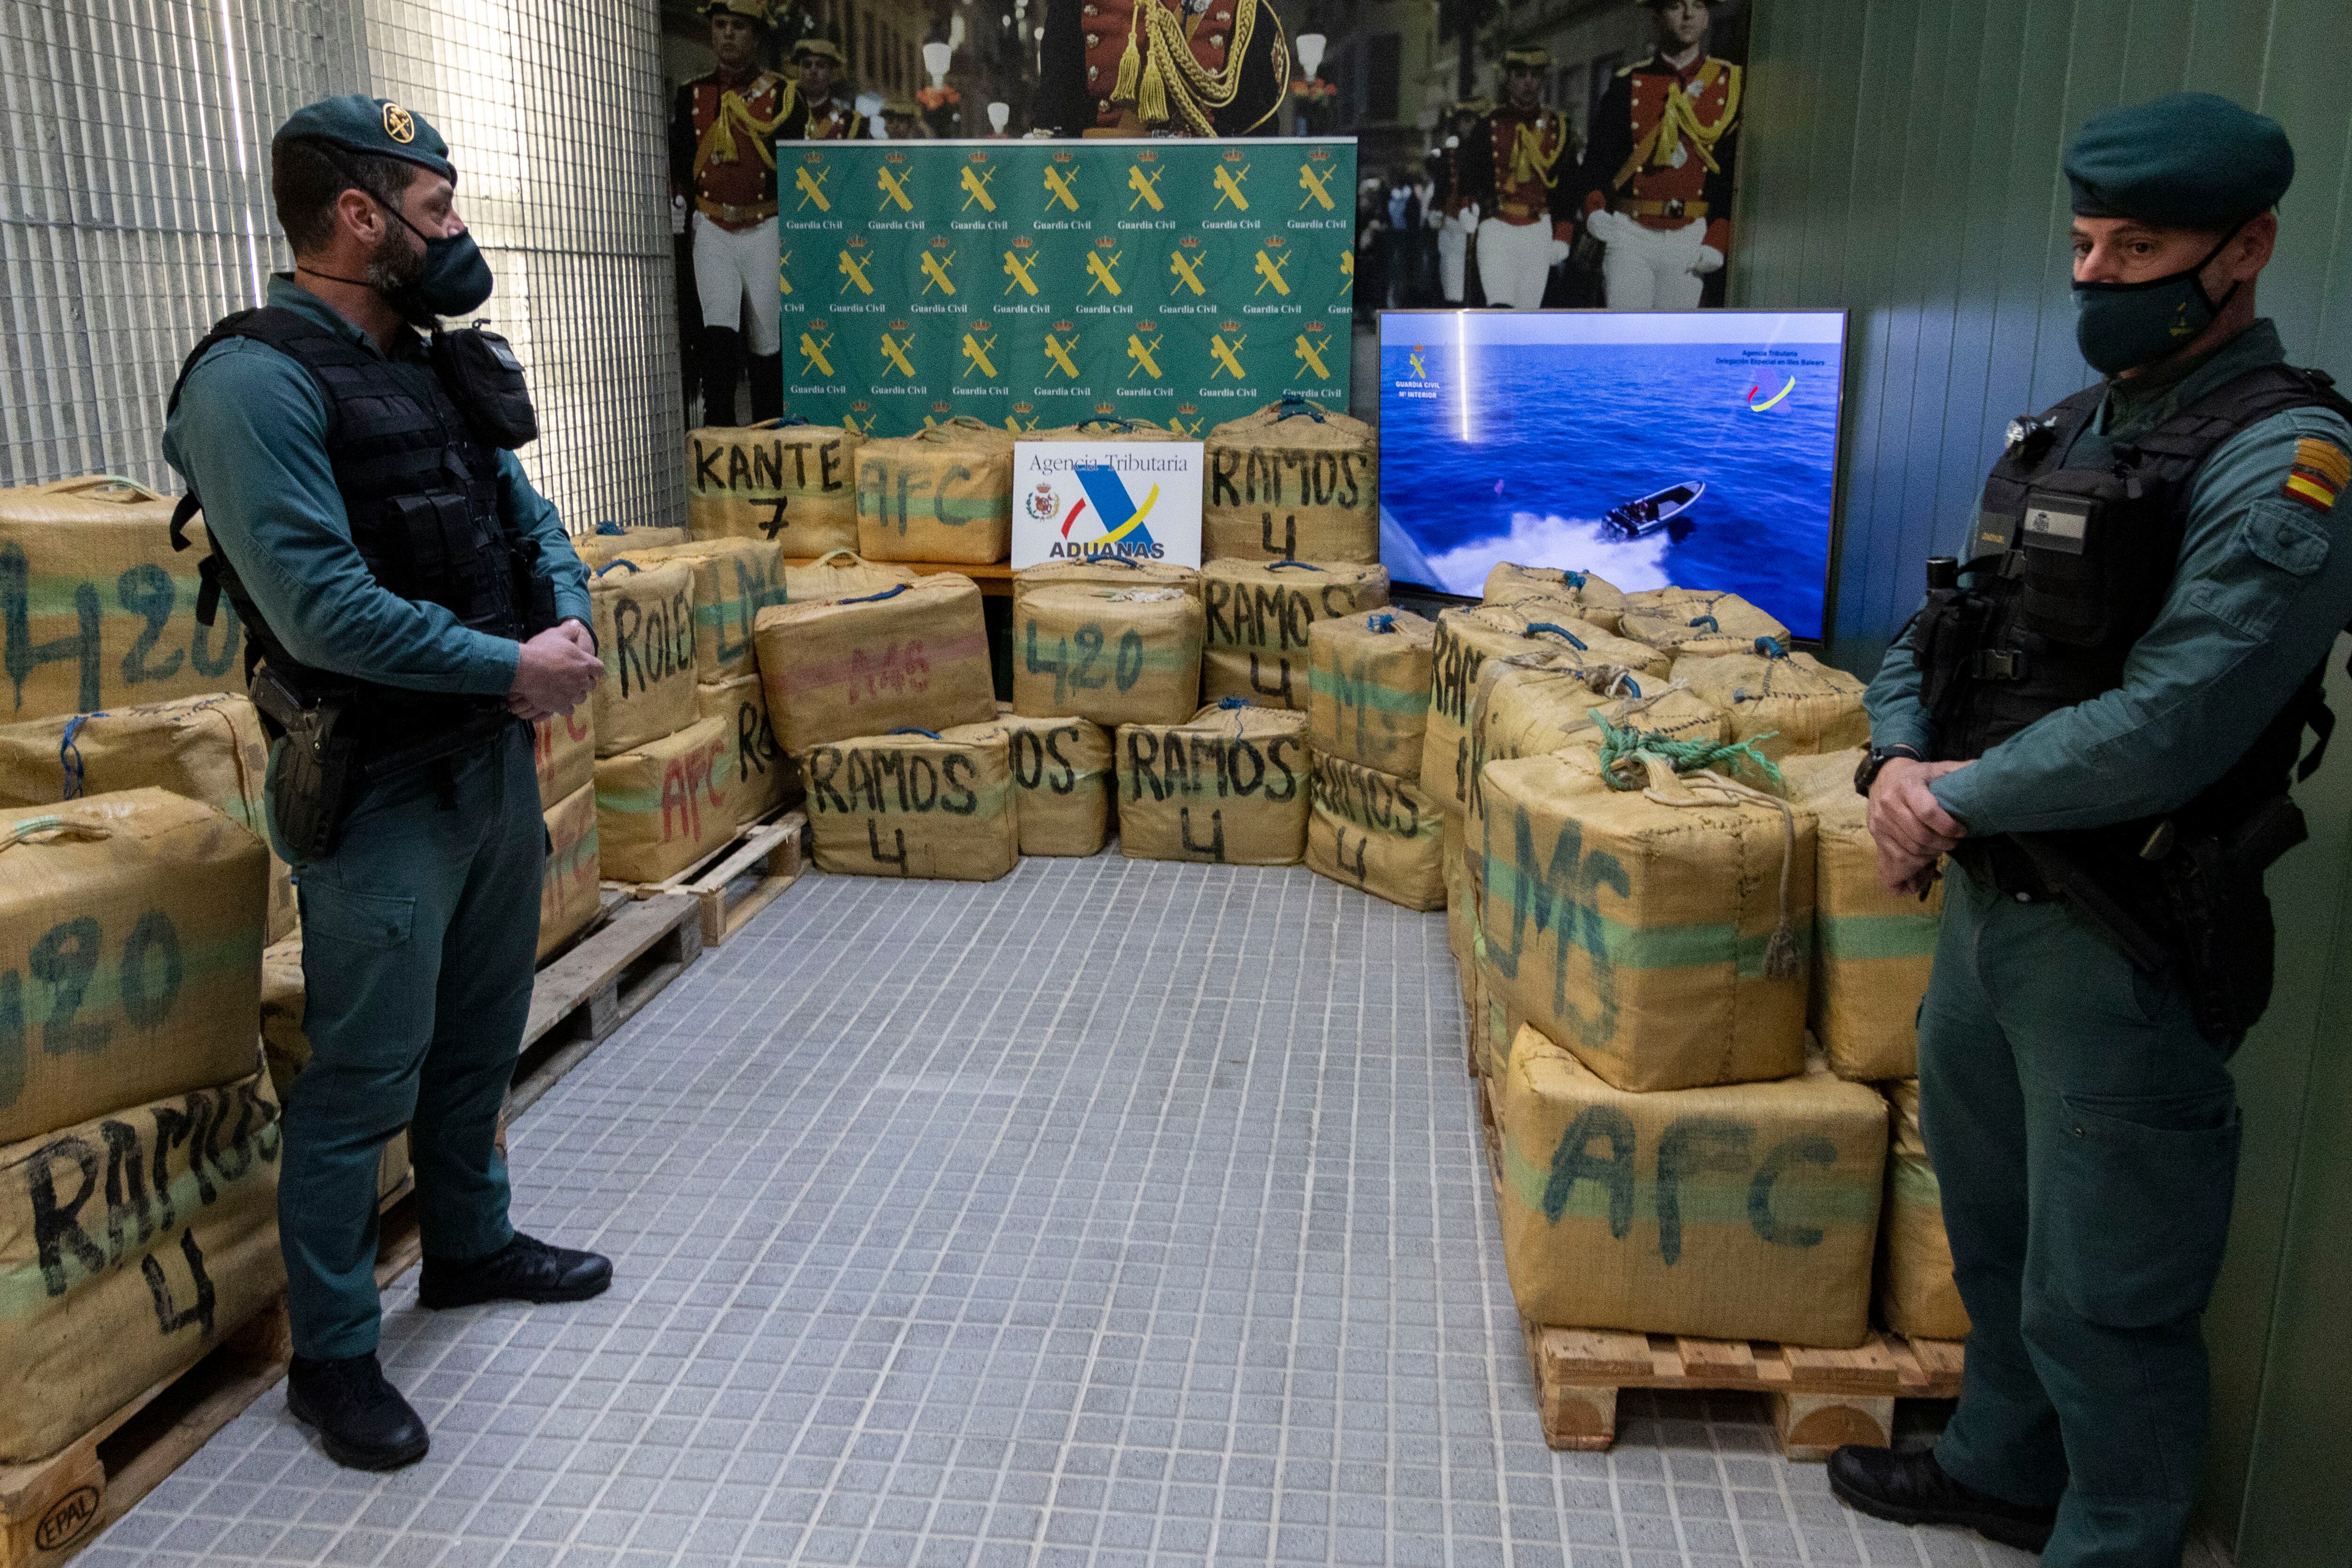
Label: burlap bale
xmin=804 ymin=729 xmax=1017 ymax=880
xmin=856 ymin=417 xmax=1016 ymax=563
xmin=0 ymin=693 xmax=294 ymax=944
xmin=574 ymin=526 xmax=687 ymax=568
xmin=782 ymin=548 xmax=921 ymax=603
xmin=940 ymin=710 xmax=1112 ymax=857
xmin=588 ymin=560 xmax=699 ymax=756
xmin=539 ymin=782 xmax=602 ymax=962
xmin=1618 ymin=588 xmax=1790 ymax=658
xmin=594 ymin=716 xmax=738 ymax=883
xmin=0 ymin=790 xmax=267 ymax=1143
xmin=1498 ymin=1033 xmax=1886 ymax=1347
xmin=1470 ymin=604 xmax=1673 ymax=681
xmin=1307 ymin=610 xmax=1435 ymax=780
xmin=1202 ymin=560 xmax=1390 ymax=709
xmin=697 ymin=676 xmax=796 ymax=829
xmin=1201 ymin=400 xmax=1379 ymax=563
xmin=0 ymin=478 xmax=245 ymax=725
xmin=1476 ymin=957 xmax=1529 ymax=1082
xmin=1305 ymin=753 xmax=1444 ymax=911
xmin=532 ymin=708 xmax=595 ymax=812
xmin=1878 ymin=1080 xmax=1970 ymax=1341
xmin=672 ymin=539 xmax=790 ymax=682
xmin=1482 ymin=563 xmax=1627 ymax=632
xmin=1478 ymin=751 xmax=1813 ymax=1092
xmin=0 ymin=1067 xmax=285 ymax=1462
xmin=1116 ymin=702 xmax=1310 ymax=864
xmin=1011 ymin=556 xmax=1202 ymax=610
xmin=1015 ymin=585 xmax=1204 ymax=728
xmin=1781 ymin=750 xmax=1940 ymax=1082
xmin=752 ymin=574 xmax=996 ymax=755
xmin=1462 ymin=661 xmax=1729 ymax=857
xmin=1674 ymin=649 xmax=1869 ymax=761
xmin=686 ymin=421 xmax=862 ymax=554
xmin=1423 ymin=610 xmax=1554 ymax=814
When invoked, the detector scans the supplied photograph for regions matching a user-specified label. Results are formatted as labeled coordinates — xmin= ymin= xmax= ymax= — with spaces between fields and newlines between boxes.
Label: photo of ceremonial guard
xmin=794 ymin=38 xmax=869 ymax=141
xmin=671 ymin=0 xmax=807 ymax=426
xmin=1452 ymin=48 xmax=1578 ymax=311
xmin=1432 ymin=98 xmax=1492 ymax=307
xmin=1034 ymin=0 xmax=1290 ymax=137
xmin=1580 ymin=0 xmax=1742 ymax=309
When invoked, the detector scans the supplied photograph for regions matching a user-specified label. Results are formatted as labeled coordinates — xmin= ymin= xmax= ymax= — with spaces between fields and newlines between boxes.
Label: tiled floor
xmin=90 ymin=855 xmax=2033 ymax=1568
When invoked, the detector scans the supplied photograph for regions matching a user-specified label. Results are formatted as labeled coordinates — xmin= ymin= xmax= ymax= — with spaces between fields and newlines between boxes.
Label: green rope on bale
xmin=1589 ymin=712 xmax=1785 ymax=792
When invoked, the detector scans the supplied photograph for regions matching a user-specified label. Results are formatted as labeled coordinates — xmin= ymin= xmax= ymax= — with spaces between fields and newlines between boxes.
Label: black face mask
xmin=380 ymin=203 xmax=495 ymax=319
xmin=2072 ymin=223 xmax=2245 ymax=376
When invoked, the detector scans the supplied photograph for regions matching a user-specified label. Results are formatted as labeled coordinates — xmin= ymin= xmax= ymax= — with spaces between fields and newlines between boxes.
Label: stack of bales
xmin=576 ymin=521 xmax=689 ymax=568
xmin=1302 ymin=609 xmax=1441 ymax=907
xmin=755 ymin=566 xmax=1005 ymax=879
xmin=533 ymin=708 xmax=604 ymax=959
xmin=0 ymin=790 xmax=284 ymax=1463
xmin=586 ymin=546 xmax=748 ymax=884
xmin=1461 ymin=562 xmax=1897 ymax=1350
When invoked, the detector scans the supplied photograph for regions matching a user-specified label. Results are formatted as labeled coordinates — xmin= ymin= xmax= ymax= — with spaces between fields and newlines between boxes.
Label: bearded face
xmin=363 ymin=202 xmax=434 ymax=327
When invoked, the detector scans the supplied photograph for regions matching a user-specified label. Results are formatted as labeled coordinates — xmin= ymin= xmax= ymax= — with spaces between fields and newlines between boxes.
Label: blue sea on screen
xmin=1379 ymin=339 xmax=1837 ymax=640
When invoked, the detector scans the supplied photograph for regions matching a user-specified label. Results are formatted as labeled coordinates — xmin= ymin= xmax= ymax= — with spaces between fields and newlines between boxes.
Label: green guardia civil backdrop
xmin=775 ymin=137 xmax=1357 ymax=438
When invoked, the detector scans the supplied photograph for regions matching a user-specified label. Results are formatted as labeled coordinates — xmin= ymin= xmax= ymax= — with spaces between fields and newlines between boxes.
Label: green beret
xmin=273 ymin=95 xmax=456 ymax=185
xmin=2065 ymin=92 xmax=2291 ymax=230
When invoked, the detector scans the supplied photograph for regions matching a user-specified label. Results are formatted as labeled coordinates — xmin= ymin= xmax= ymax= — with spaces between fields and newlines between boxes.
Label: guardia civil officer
xmin=1839 ymin=95 xmax=2352 ymax=1564
xmin=162 ymin=97 xmax=613 ymax=1472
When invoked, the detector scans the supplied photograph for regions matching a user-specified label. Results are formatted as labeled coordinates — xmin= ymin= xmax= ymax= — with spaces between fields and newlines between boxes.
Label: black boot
xmin=1828 ymin=1446 xmax=2057 ymax=1552
xmin=286 ymin=1352 xmax=430 ymax=1471
xmin=418 ymin=1231 xmax=612 ymax=1309
xmin=747 ymin=352 xmax=784 ymax=422
xmin=700 ymin=325 xmax=744 ymax=427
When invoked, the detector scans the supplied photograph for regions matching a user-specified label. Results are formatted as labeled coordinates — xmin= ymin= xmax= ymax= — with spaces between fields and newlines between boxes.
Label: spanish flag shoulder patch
xmin=2283 ymin=436 xmax=2349 ymax=512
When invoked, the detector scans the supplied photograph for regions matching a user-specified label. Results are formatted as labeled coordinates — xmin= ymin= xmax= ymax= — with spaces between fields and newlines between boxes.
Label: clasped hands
xmin=1867 ymin=757 xmax=1971 ymax=895
xmin=507 ymin=620 xmax=602 ymax=723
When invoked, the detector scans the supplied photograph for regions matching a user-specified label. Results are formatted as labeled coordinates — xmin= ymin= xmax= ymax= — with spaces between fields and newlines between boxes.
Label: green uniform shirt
xmin=1866 ymin=319 xmax=2352 ymax=834
xmin=162 ymin=275 xmax=592 ymax=697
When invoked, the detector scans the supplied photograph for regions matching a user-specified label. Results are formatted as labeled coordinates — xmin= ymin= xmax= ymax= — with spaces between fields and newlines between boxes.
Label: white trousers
xmin=1599 ymin=216 xmax=1707 ymax=310
xmin=1438 ymin=225 xmax=1469 ymax=304
xmin=693 ymin=213 xmax=781 ymax=355
xmin=1475 ymin=217 xmax=1554 ymax=310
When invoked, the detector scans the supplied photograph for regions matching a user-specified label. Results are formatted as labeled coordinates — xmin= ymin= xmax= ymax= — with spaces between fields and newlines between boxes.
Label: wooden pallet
xmin=645 ymin=811 xmax=806 ymax=949
xmin=0 ymin=1296 xmax=291 ymax=1568
xmin=1522 ymin=1319 xmax=1966 ymax=1459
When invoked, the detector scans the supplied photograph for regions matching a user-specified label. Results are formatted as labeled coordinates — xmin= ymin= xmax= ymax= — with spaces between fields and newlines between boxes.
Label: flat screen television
xmin=1376 ymin=309 xmax=1848 ymax=642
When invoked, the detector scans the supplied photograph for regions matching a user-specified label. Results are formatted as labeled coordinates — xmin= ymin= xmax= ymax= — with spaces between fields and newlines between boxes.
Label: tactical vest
xmin=167 ymin=305 xmax=537 ymax=762
xmin=1917 ymin=362 xmax=2352 ymax=829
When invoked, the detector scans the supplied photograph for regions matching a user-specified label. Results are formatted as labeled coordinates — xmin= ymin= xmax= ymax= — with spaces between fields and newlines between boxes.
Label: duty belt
xmin=1622 ymin=197 xmax=1709 ymax=220
xmin=1948 ymin=838 xmax=2056 ymax=902
xmin=697 ymin=196 xmax=778 ymax=227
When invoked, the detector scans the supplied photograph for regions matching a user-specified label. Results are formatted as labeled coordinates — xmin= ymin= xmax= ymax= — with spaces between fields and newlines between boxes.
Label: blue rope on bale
xmin=1217 ymin=696 xmax=1252 ymax=709
xmin=1753 ymin=635 xmax=1788 ymax=659
xmin=1273 ymin=392 xmax=1326 ymax=422
xmin=58 ymin=713 xmax=99 ymax=800
xmin=595 ymin=559 xmax=640 ymax=576
xmin=841 ymin=584 xmax=910 ymax=604
xmin=1267 ymin=560 xmax=1321 ymax=571
xmin=1590 ymin=712 xmax=1784 ymax=792
xmin=887 ymin=727 xmax=941 ymax=738
xmin=1562 ymin=570 xmax=1588 ymax=589
xmin=1368 ymin=613 xmax=1397 ymax=633
xmin=1526 ymin=622 xmax=1586 ymax=650
xmin=1687 ymin=613 xmax=1720 ymax=632
xmin=593 ymin=520 xmax=625 ymax=536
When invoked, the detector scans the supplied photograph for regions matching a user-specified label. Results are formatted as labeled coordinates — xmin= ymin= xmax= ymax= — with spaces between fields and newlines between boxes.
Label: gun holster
xmin=2150 ymin=796 xmax=2307 ymax=1053
xmin=249 ymin=665 xmax=363 ymax=862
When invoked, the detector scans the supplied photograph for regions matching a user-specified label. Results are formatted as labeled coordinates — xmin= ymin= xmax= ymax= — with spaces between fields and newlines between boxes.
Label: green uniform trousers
xmin=1919 ymin=863 xmax=2242 ymax=1568
xmin=270 ymin=724 xmax=544 ymax=1360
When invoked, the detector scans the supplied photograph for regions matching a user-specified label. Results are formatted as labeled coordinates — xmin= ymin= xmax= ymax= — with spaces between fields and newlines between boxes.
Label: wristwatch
xmin=1853 ymin=744 xmax=1924 ymax=798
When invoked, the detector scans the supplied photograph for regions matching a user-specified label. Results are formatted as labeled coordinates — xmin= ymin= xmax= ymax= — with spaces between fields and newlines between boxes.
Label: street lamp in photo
xmin=918 ymin=41 xmax=959 ymax=135
xmin=1292 ymin=32 xmax=1328 ymax=136
xmin=988 ymin=101 xmax=1011 ymax=136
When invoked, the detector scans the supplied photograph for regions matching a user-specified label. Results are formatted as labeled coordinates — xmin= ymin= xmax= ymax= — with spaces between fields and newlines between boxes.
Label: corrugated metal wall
xmin=1736 ymin=0 xmax=2352 ymax=669
xmin=0 ymin=0 xmax=682 ymax=530
xmin=1733 ymin=7 xmax=2352 ymax=1559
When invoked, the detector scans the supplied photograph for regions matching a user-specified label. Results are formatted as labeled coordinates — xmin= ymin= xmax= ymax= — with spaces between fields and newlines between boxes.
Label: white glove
xmin=1583 ymin=208 xmax=1628 ymax=244
xmin=1549 ymin=238 xmax=1571 ymax=265
xmin=1692 ymin=244 xmax=1725 ymax=276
